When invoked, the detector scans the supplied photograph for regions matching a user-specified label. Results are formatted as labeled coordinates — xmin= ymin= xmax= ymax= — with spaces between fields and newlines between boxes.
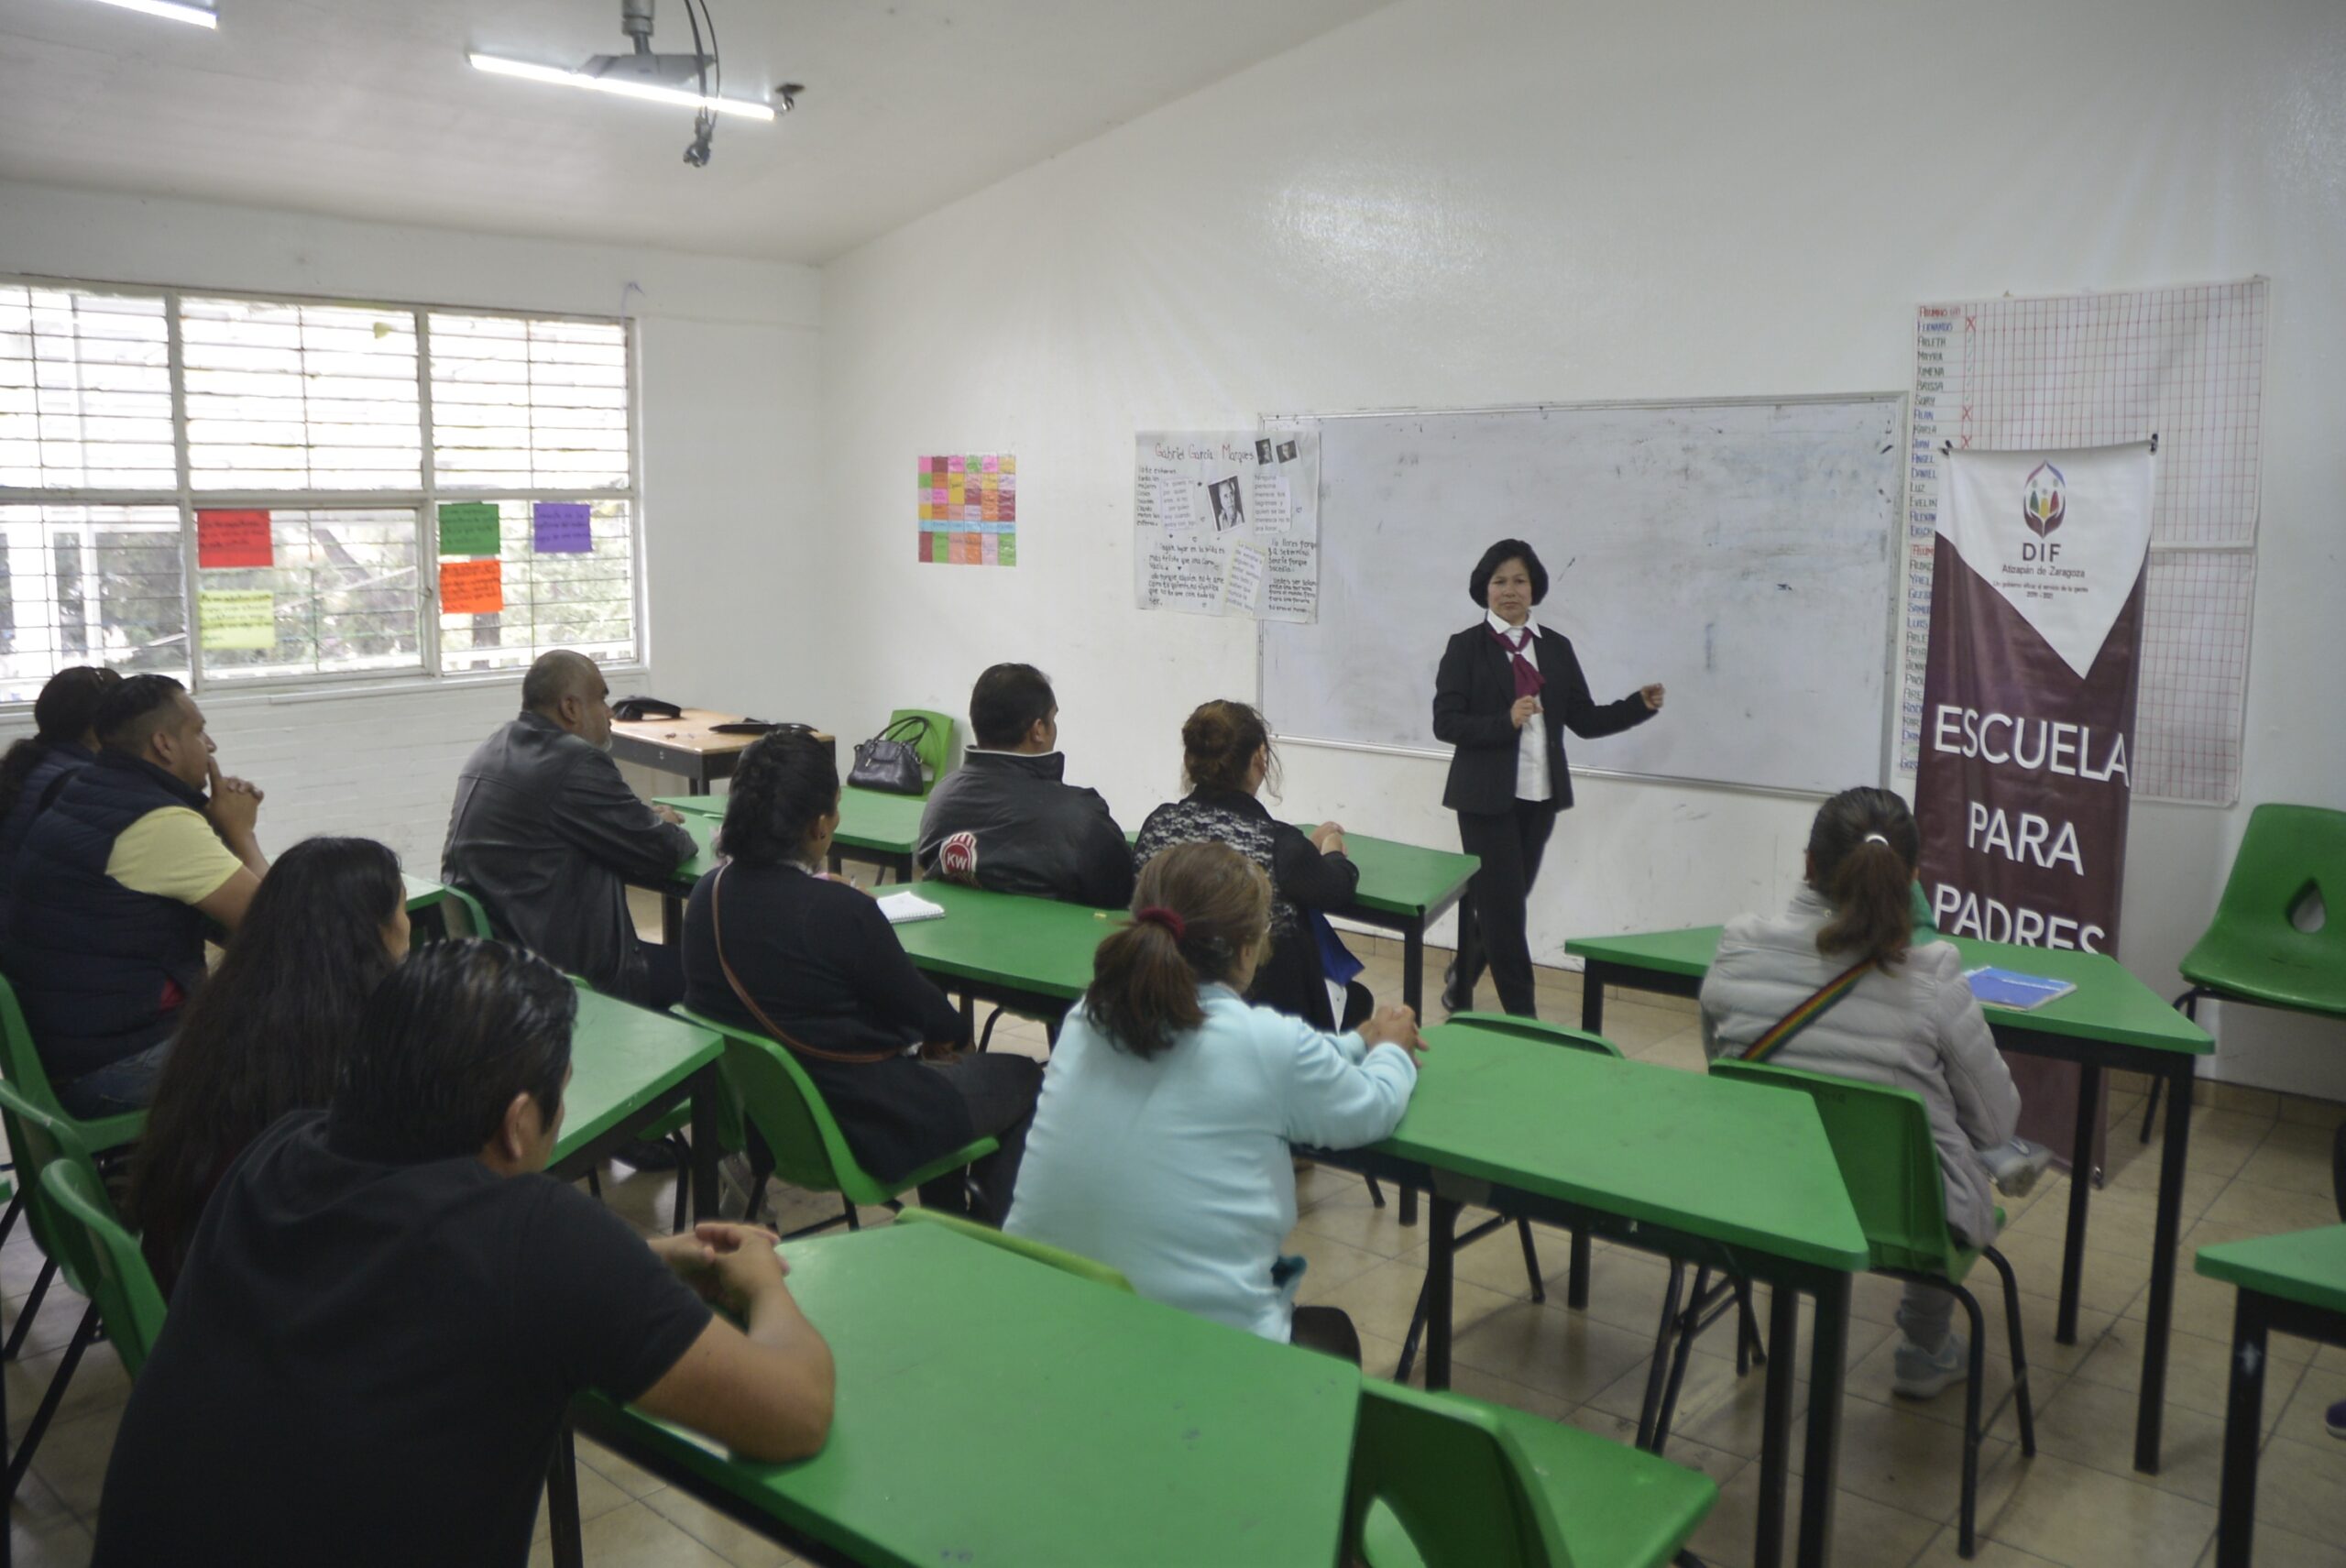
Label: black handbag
xmin=848 ymin=714 xmax=932 ymax=795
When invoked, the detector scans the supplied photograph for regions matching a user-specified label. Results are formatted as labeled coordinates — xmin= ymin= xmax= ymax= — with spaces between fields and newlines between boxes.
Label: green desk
xmin=1564 ymin=925 xmax=2214 ymax=1475
xmin=1300 ymin=825 xmax=1478 ymax=1024
xmin=658 ymin=786 xmax=924 ymax=883
xmin=562 ymin=1221 xmax=1362 ymax=1568
xmin=1315 ymin=1017 xmax=1866 ymax=1568
xmin=891 ymin=880 xmax=1113 ymax=1030
xmin=2198 ymin=1225 xmax=2346 ymax=1567
xmin=545 ymin=989 xmax=724 ymax=1225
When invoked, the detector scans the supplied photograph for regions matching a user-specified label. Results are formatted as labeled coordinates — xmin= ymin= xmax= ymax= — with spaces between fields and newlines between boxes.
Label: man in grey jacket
xmin=443 ymin=652 xmax=696 ymax=1007
xmin=915 ymin=664 xmax=1135 ymax=908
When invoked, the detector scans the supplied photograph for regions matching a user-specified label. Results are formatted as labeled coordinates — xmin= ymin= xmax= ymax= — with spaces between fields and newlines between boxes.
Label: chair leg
xmin=1955 ymin=1283 xmax=1989 ymax=1558
xmin=585 ymin=1168 xmax=602 ymax=1201
xmin=6 ymin=1301 xmax=95 ymax=1500
xmin=4 ymin=1256 xmax=56 ymax=1362
xmin=2138 ymin=1073 xmax=2161 ymax=1146
xmin=1983 ymin=1245 xmax=2036 ymax=1455
xmin=1364 ymin=1175 xmax=1387 ymax=1209
xmin=1736 ymin=1277 xmax=1767 ymax=1375
xmin=1516 ymin=1218 xmax=1544 ymax=1305
xmin=1651 ymin=1266 xmax=1711 ymax=1453
xmin=1637 ymin=1261 xmax=1688 ymax=1449
xmin=841 ymin=1195 xmax=861 ymax=1231
xmin=976 ymin=1006 xmax=1006 ymax=1053
xmin=1394 ymin=1273 xmax=1435 ymax=1386
xmin=0 ymin=1189 xmax=20 ymax=1253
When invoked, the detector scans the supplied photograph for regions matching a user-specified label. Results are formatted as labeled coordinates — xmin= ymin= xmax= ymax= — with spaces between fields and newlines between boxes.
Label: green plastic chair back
xmin=405 ymin=882 xmax=495 ymax=942
xmin=675 ymin=1007 xmax=997 ymax=1207
xmin=1708 ymin=1058 xmax=1970 ymax=1279
xmin=893 ymin=1205 xmax=1135 ymax=1291
xmin=1447 ymin=1013 xmax=1621 ymax=1058
xmin=0 ymin=971 xmax=146 ymax=1156
xmin=886 ymin=707 xmax=957 ymax=793
xmin=39 ymin=1160 xmax=167 ymax=1377
xmin=2179 ymin=803 xmax=2346 ymax=1018
xmin=0 ymin=1078 xmax=110 ymax=1300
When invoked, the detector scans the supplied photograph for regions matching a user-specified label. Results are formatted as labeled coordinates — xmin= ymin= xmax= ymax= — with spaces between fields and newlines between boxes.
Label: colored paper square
xmin=930 ymin=531 xmax=953 ymax=563
xmin=918 ymin=456 xmax=935 ymax=473
xmin=981 ymin=533 xmax=999 ymax=565
xmin=932 ymin=487 xmax=948 ymax=505
xmin=532 ymin=501 xmax=592 ymax=554
xmin=959 ymin=505 xmax=977 ymax=522
xmin=198 ymin=588 xmax=275 ymax=651
xmin=1001 ymin=455 xmax=1015 ymax=474
xmin=1002 ymin=496 xmax=1016 ymax=521
xmin=947 ymin=455 xmax=965 ymax=473
xmin=195 ymin=509 xmax=272 ymax=570
xmin=440 ymin=558 xmax=504 ymax=614
xmin=998 ymin=532 xmax=1017 ymax=566
xmin=437 ymin=501 xmax=500 ymax=557
xmin=983 ymin=455 xmax=999 ymax=473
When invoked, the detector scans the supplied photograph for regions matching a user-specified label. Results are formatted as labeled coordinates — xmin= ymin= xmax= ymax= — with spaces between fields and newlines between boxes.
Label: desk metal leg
xmin=2055 ymin=1061 xmax=2099 ymax=1345
xmin=1795 ymin=1274 xmax=1850 ymax=1568
xmin=662 ymin=892 xmax=684 ymax=948
xmin=1425 ymin=1196 xmax=1458 ymax=1391
xmin=1567 ymin=1228 xmax=1592 ymax=1310
xmin=1581 ymin=970 xmax=1605 ymax=1036
xmin=546 ymin=1419 xmax=585 ymax=1568
xmin=2214 ymin=1288 xmax=2266 ymax=1567
xmin=2137 ymin=1058 xmax=2194 ymax=1474
xmin=689 ymin=1065 xmax=722 ymax=1225
xmin=1396 ymin=920 xmax=1426 ymax=1229
xmin=1755 ymin=1284 xmax=1801 ymax=1568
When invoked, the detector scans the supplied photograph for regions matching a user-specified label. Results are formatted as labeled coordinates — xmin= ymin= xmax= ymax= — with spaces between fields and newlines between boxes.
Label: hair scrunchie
xmin=1134 ymin=905 xmax=1188 ymax=942
xmin=1862 ymin=832 xmax=1891 ymax=847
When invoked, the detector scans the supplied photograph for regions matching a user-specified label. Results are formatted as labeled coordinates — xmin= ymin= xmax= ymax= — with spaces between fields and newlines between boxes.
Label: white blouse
xmin=1486 ymin=609 xmax=1551 ymax=803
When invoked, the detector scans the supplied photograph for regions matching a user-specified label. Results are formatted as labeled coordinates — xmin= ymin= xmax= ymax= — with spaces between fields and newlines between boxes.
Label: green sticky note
xmin=438 ymin=501 xmax=500 ymax=557
xmin=997 ymin=533 xmax=1017 ymax=566
xmin=199 ymin=589 xmax=276 ymax=651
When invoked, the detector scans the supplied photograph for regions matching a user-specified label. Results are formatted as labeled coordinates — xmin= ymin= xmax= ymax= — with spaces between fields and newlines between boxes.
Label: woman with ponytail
xmin=681 ymin=729 xmax=1039 ymax=1224
xmin=1006 ymin=841 xmax=1423 ymax=1363
xmin=0 ymin=665 xmax=120 ymax=890
xmin=1699 ymin=786 xmax=2045 ymax=1400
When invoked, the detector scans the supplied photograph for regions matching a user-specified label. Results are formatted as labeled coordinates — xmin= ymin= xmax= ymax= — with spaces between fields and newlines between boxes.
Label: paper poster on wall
xmin=440 ymin=558 xmax=505 ymax=615
xmin=916 ymin=454 xmax=1018 ymax=565
xmin=1133 ymin=429 xmax=1319 ymax=622
xmin=437 ymin=501 xmax=500 ymax=557
xmin=195 ymin=510 xmax=273 ymax=570
xmin=532 ymin=502 xmax=593 ymax=554
xmin=198 ymin=589 xmax=276 ymax=651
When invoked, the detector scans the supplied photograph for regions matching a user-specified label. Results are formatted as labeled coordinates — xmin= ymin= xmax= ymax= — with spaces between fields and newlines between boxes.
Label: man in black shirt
xmin=93 ymin=939 xmax=834 ymax=1568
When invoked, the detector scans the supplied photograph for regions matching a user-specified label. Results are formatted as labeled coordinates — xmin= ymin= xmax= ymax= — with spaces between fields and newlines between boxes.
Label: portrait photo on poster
xmin=1255 ymin=437 xmax=1275 ymax=465
xmin=1210 ymin=476 xmax=1245 ymax=532
xmin=1277 ymin=439 xmax=1298 ymax=464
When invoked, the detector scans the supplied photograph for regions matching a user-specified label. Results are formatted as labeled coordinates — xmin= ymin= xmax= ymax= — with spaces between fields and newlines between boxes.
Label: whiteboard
xmin=1259 ymin=396 xmax=1905 ymax=797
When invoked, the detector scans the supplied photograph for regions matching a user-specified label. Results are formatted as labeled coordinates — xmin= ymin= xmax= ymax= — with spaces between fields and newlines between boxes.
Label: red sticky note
xmin=440 ymin=558 xmax=504 ymax=615
xmin=196 ymin=510 xmax=272 ymax=569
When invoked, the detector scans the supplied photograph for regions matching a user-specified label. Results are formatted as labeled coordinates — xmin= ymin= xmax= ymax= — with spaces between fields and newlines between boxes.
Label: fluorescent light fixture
xmin=468 ymin=51 xmax=775 ymax=122
xmin=80 ymin=0 xmax=218 ymax=27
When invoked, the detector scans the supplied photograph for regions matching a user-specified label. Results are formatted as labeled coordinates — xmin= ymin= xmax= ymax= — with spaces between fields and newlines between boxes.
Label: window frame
xmin=0 ymin=271 xmax=648 ymax=698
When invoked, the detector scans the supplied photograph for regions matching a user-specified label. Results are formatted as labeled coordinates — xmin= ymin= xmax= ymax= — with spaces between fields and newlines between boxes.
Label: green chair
xmin=2139 ymin=803 xmax=2346 ymax=1142
xmin=676 ymin=1007 xmax=999 ymax=1234
xmin=0 ymin=972 xmax=144 ymax=1359
xmin=892 ymin=1206 xmax=1135 ymax=1291
xmin=403 ymin=880 xmax=495 ymax=943
xmin=1393 ymin=1018 xmax=1637 ymax=1385
xmin=0 ymin=1080 xmax=121 ymax=1501
xmin=1346 ymin=1380 xmax=1716 ymax=1568
xmin=39 ymin=1161 xmax=166 ymax=1376
xmin=1699 ymin=1059 xmax=2035 ymax=1558
xmin=885 ymin=707 xmax=957 ymax=795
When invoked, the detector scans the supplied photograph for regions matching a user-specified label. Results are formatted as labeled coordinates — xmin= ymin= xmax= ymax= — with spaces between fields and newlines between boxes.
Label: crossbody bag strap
xmin=1738 ymin=958 xmax=1873 ymax=1063
xmin=710 ymin=863 xmax=901 ymax=1066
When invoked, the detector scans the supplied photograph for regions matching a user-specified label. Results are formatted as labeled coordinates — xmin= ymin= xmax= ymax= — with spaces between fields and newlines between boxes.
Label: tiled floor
xmin=7 ymin=926 xmax=2341 ymax=1567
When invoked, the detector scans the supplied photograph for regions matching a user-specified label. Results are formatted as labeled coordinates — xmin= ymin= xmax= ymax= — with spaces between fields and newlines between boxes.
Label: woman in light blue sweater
xmin=1005 ymin=841 xmax=1423 ymax=1362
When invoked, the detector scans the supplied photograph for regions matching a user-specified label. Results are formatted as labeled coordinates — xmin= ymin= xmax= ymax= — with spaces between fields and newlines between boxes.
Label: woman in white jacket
xmin=1006 ymin=840 xmax=1423 ymax=1364
xmin=1699 ymin=787 xmax=2043 ymax=1398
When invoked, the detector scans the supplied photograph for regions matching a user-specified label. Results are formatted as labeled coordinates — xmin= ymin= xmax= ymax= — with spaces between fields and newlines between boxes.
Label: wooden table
xmin=1564 ymin=924 xmax=2215 ymax=1475
xmin=2198 ymin=1223 xmax=2346 ymax=1566
xmin=1318 ymin=1016 xmax=1869 ymax=1568
xmin=557 ymin=1221 xmax=1363 ymax=1568
xmin=608 ymin=710 xmax=831 ymax=794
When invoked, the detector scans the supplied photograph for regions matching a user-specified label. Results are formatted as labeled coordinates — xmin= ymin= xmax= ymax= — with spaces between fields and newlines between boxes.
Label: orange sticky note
xmin=440 ymin=558 xmax=504 ymax=615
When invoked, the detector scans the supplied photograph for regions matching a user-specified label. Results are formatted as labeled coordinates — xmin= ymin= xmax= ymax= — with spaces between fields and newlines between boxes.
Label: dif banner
xmin=1915 ymin=442 xmax=2154 ymax=1158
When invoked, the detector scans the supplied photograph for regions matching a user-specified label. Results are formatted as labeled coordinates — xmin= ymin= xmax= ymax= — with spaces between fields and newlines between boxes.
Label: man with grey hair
xmin=442 ymin=651 xmax=696 ymax=1008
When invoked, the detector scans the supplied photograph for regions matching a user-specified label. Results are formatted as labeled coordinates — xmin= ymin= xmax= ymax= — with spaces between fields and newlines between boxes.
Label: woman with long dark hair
xmin=681 ymin=729 xmax=1040 ymax=1223
xmin=130 ymin=836 xmax=409 ymax=1294
xmin=0 ymin=666 xmax=121 ymax=888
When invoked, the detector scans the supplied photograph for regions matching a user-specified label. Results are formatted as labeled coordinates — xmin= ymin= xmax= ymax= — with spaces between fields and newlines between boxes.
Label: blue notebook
xmin=1963 ymin=966 xmax=2077 ymax=1011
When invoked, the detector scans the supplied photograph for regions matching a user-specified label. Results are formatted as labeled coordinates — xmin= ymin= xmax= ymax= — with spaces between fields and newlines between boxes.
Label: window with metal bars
xmin=0 ymin=276 xmax=641 ymax=701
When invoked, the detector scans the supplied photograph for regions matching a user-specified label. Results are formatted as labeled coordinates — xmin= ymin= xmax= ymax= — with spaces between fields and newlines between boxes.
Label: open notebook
xmin=876 ymin=891 xmax=947 ymax=926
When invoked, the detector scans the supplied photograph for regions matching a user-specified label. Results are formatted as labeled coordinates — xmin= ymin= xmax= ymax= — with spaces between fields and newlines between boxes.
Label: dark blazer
xmin=1432 ymin=622 xmax=1653 ymax=815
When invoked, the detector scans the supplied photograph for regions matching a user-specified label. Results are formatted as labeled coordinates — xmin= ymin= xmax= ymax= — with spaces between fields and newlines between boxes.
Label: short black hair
xmin=521 ymin=650 xmax=599 ymax=714
xmin=1468 ymin=539 xmax=1550 ymax=608
xmin=969 ymin=663 xmax=1056 ymax=750
xmin=94 ymin=674 xmax=190 ymax=754
xmin=327 ymin=938 xmax=577 ymax=1163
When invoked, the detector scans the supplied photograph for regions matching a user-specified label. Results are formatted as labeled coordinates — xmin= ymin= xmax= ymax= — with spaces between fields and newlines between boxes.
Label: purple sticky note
xmin=532 ymin=502 xmax=592 ymax=554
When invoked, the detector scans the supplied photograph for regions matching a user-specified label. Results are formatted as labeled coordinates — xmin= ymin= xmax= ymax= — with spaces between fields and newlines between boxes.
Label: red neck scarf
xmin=1490 ymin=623 xmax=1542 ymax=698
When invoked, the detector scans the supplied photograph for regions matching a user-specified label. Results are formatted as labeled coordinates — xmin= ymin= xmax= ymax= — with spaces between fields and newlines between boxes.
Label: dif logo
xmin=2020 ymin=462 xmax=2066 ymax=563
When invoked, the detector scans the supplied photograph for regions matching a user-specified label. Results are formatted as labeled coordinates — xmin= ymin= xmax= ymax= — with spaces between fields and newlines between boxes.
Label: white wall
xmin=817 ymin=0 xmax=2346 ymax=1092
xmin=0 ymin=179 xmax=824 ymax=872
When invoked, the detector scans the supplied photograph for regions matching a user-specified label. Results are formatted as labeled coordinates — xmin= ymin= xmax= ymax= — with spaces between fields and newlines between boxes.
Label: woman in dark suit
xmin=1434 ymin=540 xmax=1664 ymax=1017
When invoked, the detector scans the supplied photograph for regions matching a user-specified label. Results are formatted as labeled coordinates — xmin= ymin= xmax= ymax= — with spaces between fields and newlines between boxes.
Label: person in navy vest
xmin=4 ymin=675 xmax=269 ymax=1116
xmin=1433 ymin=541 xmax=1663 ymax=1018
xmin=0 ymin=665 xmax=121 ymax=894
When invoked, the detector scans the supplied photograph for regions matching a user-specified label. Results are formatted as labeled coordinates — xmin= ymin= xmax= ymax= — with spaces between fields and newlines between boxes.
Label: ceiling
xmin=0 ymin=0 xmax=1390 ymax=265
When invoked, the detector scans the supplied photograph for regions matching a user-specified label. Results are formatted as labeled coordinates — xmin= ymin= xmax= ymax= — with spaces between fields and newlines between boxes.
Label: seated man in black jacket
xmin=915 ymin=663 xmax=1135 ymax=907
xmin=443 ymin=651 xmax=696 ymax=1007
